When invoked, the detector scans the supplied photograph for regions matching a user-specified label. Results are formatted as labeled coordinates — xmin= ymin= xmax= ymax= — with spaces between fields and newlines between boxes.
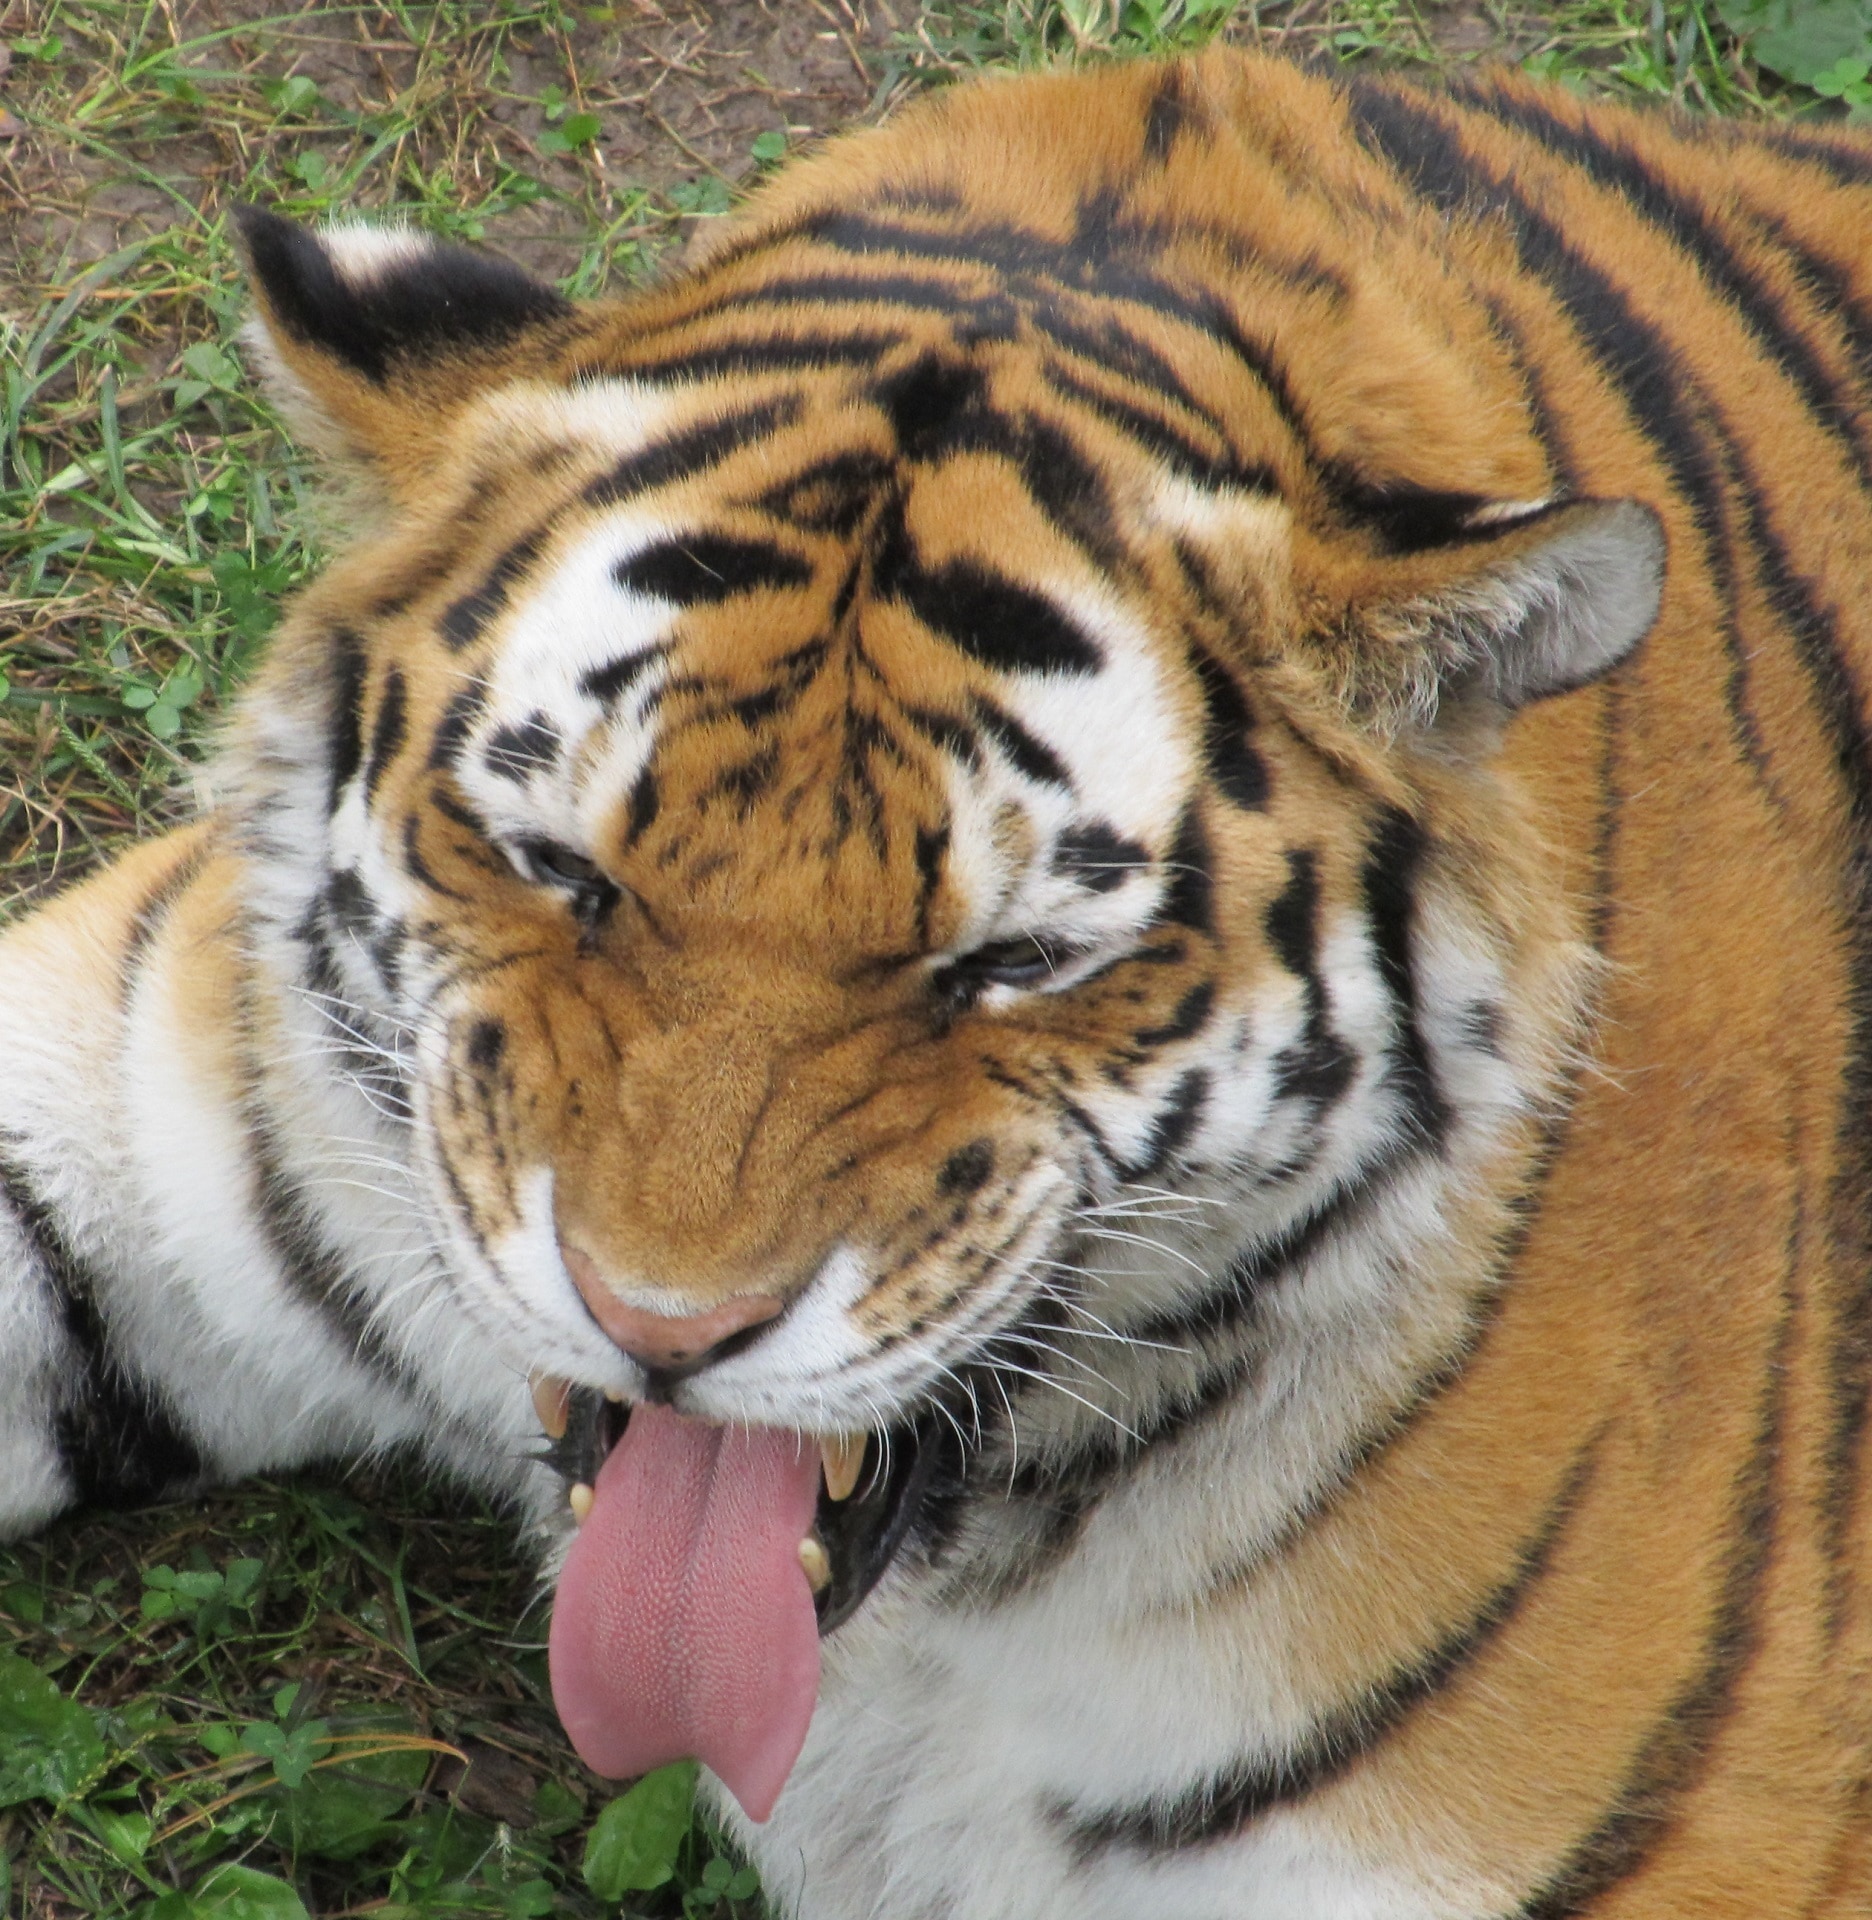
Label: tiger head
xmin=226 ymin=57 xmax=1662 ymax=1762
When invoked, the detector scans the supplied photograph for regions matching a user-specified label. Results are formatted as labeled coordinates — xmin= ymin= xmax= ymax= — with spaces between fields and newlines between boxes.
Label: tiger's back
xmin=4 ymin=49 xmax=1872 ymax=1918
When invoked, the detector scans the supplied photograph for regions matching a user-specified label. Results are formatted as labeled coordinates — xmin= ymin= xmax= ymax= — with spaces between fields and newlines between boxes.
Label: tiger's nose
xmin=561 ymin=1243 xmax=783 ymax=1370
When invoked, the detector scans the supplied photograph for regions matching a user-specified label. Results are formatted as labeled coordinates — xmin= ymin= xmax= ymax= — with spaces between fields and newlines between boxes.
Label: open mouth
xmin=544 ymin=1388 xmax=948 ymax=1634
xmin=539 ymin=1385 xmax=957 ymax=1820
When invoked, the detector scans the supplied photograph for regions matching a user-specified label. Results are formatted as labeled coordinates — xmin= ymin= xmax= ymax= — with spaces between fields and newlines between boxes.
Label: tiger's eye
xmin=517 ymin=839 xmax=622 ymax=929
xmin=937 ymin=934 xmax=1071 ymax=1004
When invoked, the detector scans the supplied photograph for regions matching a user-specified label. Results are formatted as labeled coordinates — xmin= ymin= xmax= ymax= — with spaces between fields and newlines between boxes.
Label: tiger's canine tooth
xmin=798 ymin=1534 xmax=832 ymax=1592
xmin=531 ymin=1372 xmax=571 ymax=1439
xmin=569 ymin=1482 xmax=595 ymax=1525
xmin=821 ymin=1433 xmax=865 ymax=1502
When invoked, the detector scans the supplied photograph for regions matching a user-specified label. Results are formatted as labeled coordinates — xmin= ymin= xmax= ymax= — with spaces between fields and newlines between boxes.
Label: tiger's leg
xmin=0 ymin=825 xmax=551 ymax=1543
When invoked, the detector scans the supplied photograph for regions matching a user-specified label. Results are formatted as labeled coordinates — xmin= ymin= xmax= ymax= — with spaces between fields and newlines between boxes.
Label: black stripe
xmin=242 ymin=1112 xmax=420 ymax=1393
xmin=971 ymin=696 xmax=1071 ymax=788
xmin=440 ymin=527 xmax=547 ymax=652
xmin=1352 ymin=80 xmax=1872 ymax=1627
xmin=1122 ymin=1067 xmax=1210 ymax=1178
xmin=1362 ymin=806 xmax=1448 ymax=1148
xmin=1189 ymin=643 xmax=1270 ymax=809
xmin=483 ymin=711 xmax=561 ymax=782
xmin=1346 ymin=80 xmax=1778 ymax=797
xmin=615 ymin=533 xmax=812 ymax=606
xmin=597 ymin=329 xmax=909 ymax=384
xmin=1738 ymin=204 xmax=1872 ymax=396
xmin=327 ymin=626 xmax=369 ymax=812
xmin=0 ymin=1142 xmax=204 ymax=1507
xmin=1515 ymin=1310 xmax=1789 ymax=1914
xmin=579 ymin=646 xmax=664 ymax=706
xmin=362 ymin=665 xmax=407 ymax=799
xmin=580 ymin=397 xmax=800 ymax=509
xmin=1453 ymin=79 xmax=1872 ymax=491
xmin=1142 ymin=66 xmax=1200 ymax=166
xmin=1757 ymin=126 xmax=1872 ymax=192
xmin=1265 ymin=848 xmax=1360 ymax=1118
xmin=427 ymin=680 xmax=489 ymax=771
xmin=1065 ymin=1437 xmax=1600 ymax=1858
xmin=1055 ymin=821 xmax=1151 ymax=895
xmin=121 ymin=839 xmax=210 ymax=1003
xmin=883 ymin=544 xmax=1103 ymax=678
xmin=1043 ymin=360 xmax=1274 ymax=496
xmin=1156 ymin=807 xmax=1214 ymax=937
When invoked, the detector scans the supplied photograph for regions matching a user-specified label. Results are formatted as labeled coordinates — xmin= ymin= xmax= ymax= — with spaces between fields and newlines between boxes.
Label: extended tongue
xmin=549 ymin=1403 xmax=823 ymax=1822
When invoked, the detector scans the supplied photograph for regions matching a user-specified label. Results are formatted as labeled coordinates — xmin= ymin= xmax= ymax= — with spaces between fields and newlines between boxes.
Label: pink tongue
xmin=548 ymin=1403 xmax=822 ymax=1822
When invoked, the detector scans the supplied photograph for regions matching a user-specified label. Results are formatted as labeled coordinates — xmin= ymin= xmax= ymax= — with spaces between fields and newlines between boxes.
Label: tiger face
xmin=227 ymin=77 xmax=1662 ymax=1804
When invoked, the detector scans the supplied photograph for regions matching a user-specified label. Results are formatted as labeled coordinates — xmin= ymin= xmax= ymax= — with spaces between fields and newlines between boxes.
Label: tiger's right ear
xmin=233 ymin=206 xmax=576 ymax=491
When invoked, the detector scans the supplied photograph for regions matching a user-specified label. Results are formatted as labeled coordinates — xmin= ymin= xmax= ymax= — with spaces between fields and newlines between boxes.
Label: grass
xmin=0 ymin=0 xmax=1863 ymax=1914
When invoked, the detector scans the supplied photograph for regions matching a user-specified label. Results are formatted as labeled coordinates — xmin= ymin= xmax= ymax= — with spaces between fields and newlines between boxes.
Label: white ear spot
xmin=316 ymin=220 xmax=437 ymax=289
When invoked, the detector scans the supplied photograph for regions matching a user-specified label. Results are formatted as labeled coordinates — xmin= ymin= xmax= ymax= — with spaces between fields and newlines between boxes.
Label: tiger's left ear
xmin=233 ymin=206 xmax=576 ymax=490
xmin=1341 ymin=497 xmax=1666 ymax=731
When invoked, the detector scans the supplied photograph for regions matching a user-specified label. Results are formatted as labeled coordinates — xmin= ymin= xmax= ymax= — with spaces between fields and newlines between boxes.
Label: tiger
xmin=4 ymin=39 xmax=1872 ymax=1917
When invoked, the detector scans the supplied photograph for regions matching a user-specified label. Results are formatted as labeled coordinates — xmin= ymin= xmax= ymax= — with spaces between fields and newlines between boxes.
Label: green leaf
xmin=532 ymin=1776 xmax=584 ymax=1836
xmin=173 ymin=379 xmax=212 ymax=412
xmin=91 ymin=1807 xmax=154 ymax=1866
xmin=750 ymin=128 xmax=787 ymax=163
xmin=264 ymin=74 xmax=322 ymax=116
xmin=0 ymin=1652 xmax=107 ymax=1808
xmin=0 ymin=670 xmax=11 ymax=703
xmin=291 ymin=151 xmax=329 ymax=189
xmin=144 ymin=1863 xmax=312 ymax=1920
xmin=559 ymin=111 xmax=601 ymax=147
xmin=270 ymin=1735 xmax=425 ymax=1861
xmin=240 ymin=1717 xmax=331 ymax=1790
xmin=726 ymin=1865 xmax=762 ymax=1899
xmin=0 ymin=1581 xmax=43 ymax=1623
xmin=702 ymin=1856 xmax=734 ymax=1891
xmin=1714 ymin=0 xmax=1872 ymax=88
xmin=581 ymin=1760 xmax=698 ymax=1898
xmin=179 ymin=342 xmax=240 ymax=390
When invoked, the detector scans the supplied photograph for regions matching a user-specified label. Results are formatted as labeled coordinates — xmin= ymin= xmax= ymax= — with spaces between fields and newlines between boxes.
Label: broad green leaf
xmin=142 ymin=1863 xmax=312 ymax=1920
xmin=582 ymin=1759 xmax=698 ymax=1898
xmin=1715 ymin=0 xmax=1872 ymax=87
xmin=559 ymin=111 xmax=601 ymax=147
xmin=91 ymin=1807 xmax=154 ymax=1865
xmin=750 ymin=128 xmax=786 ymax=163
xmin=0 ymin=1651 xmax=107 ymax=1808
xmin=270 ymin=1724 xmax=425 ymax=1860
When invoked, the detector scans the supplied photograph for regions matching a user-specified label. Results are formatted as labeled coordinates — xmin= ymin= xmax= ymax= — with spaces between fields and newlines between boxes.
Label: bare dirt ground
xmin=0 ymin=0 xmax=1538 ymax=295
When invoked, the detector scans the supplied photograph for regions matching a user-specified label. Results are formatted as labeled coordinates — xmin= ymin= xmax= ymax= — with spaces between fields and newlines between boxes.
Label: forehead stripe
xmin=616 ymin=534 xmax=813 ymax=606
xmin=602 ymin=330 xmax=908 ymax=385
xmin=440 ymin=525 xmax=547 ymax=652
xmin=580 ymin=396 xmax=801 ymax=510
xmin=892 ymin=556 xmax=1103 ymax=676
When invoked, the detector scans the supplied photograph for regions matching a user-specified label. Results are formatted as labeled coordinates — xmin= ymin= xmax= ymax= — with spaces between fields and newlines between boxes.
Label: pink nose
xmin=561 ymin=1244 xmax=783 ymax=1370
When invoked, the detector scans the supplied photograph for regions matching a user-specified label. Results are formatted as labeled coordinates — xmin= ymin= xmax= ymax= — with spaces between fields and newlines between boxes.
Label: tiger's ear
xmin=1340 ymin=497 xmax=1665 ymax=732
xmin=232 ymin=206 xmax=575 ymax=490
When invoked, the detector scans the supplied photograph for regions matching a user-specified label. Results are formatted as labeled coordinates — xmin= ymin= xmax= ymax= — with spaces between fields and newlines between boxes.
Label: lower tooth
xmin=569 ymin=1483 xmax=595 ymax=1525
xmin=797 ymin=1535 xmax=832 ymax=1593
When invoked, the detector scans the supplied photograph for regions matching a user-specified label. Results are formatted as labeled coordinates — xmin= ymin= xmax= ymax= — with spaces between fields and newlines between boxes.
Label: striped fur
xmin=4 ymin=50 xmax=1872 ymax=1915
